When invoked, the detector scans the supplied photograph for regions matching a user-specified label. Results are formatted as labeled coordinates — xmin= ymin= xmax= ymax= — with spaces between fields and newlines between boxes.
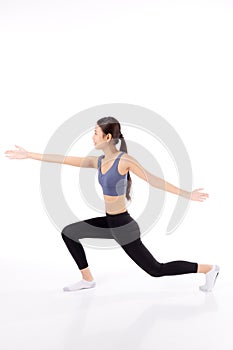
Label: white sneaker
xmin=199 ymin=265 xmax=220 ymax=292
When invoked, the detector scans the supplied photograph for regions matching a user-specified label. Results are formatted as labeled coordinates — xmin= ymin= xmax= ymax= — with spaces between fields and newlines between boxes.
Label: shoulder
xmin=121 ymin=153 xmax=148 ymax=177
xmin=120 ymin=152 xmax=136 ymax=165
xmin=119 ymin=152 xmax=140 ymax=172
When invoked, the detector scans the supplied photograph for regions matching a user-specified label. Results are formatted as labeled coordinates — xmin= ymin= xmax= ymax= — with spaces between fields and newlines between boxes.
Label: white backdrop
xmin=1 ymin=0 xmax=232 ymax=278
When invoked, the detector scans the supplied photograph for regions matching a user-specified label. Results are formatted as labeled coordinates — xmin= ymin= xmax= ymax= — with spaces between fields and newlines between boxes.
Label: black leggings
xmin=61 ymin=210 xmax=198 ymax=277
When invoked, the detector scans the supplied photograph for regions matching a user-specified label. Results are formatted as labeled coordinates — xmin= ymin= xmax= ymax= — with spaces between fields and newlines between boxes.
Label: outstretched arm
xmin=4 ymin=145 xmax=96 ymax=168
xmin=124 ymin=154 xmax=209 ymax=202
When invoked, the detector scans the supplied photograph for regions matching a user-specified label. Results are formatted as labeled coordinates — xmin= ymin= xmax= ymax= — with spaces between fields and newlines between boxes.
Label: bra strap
xmin=98 ymin=155 xmax=104 ymax=168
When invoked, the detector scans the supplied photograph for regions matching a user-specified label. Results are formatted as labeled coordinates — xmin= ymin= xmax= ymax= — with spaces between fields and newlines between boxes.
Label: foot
xmin=63 ymin=278 xmax=96 ymax=292
xmin=199 ymin=265 xmax=220 ymax=292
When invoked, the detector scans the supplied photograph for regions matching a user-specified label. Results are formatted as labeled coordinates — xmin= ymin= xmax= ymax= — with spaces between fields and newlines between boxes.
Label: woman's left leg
xmin=107 ymin=212 xmax=198 ymax=276
xmin=121 ymin=237 xmax=198 ymax=277
xmin=113 ymin=214 xmax=219 ymax=291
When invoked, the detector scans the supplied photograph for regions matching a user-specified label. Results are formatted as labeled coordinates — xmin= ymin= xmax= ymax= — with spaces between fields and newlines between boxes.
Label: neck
xmin=103 ymin=148 xmax=119 ymax=159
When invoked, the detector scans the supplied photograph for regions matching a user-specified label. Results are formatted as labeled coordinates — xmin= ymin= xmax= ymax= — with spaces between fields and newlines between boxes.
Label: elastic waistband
xmin=106 ymin=210 xmax=129 ymax=217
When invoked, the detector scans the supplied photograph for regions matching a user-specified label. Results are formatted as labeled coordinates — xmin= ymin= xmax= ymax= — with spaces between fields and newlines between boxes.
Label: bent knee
xmin=61 ymin=226 xmax=67 ymax=236
xmin=61 ymin=224 xmax=82 ymax=242
xmin=61 ymin=225 xmax=72 ymax=238
xmin=149 ymin=263 xmax=164 ymax=277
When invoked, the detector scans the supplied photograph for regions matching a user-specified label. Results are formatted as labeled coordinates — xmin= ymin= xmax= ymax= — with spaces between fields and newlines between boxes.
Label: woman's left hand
xmin=190 ymin=188 xmax=209 ymax=202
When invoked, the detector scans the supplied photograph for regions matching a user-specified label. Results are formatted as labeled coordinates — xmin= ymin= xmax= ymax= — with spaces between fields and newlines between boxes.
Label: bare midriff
xmin=104 ymin=194 xmax=127 ymax=215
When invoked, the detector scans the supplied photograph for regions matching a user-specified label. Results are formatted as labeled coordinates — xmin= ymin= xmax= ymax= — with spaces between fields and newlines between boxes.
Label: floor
xmin=0 ymin=258 xmax=232 ymax=350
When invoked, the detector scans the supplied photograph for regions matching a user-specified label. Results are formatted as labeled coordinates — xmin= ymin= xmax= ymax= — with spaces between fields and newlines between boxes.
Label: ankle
xmin=198 ymin=264 xmax=213 ymax=274
xmin=83 ymin=277 xmax=94 ymax=282
xmin=80 ymin=267 xmax=94 ymax=281
xmin=205 ymin=265 xmax=214 ymax=274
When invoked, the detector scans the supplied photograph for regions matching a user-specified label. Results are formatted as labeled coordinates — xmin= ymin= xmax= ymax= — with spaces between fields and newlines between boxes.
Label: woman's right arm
xmin=5 ymin=145 xmax=64 ymax=163
xmin=4 ymin=145 xmax=97 ymax=168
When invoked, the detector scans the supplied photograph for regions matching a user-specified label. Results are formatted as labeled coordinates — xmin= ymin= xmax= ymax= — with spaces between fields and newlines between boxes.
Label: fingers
xmin=200 ymin=193 xmax=208 ymax=198
xmin=5 ymin=145 xmax=20 ymax=153
xmin=199 ymin=194 xmax=209 ymax=201
xmin=195 ymin=188 xmax=209 ymax=198
xmin=5 ymin=145 xmax=21 ymax=156
xmin=192 ymin=189 xmax=209 ymax=201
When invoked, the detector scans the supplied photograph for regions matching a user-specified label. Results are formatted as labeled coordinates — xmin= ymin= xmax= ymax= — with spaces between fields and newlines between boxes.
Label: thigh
xmin=107 ymin=214 xmax=141 ymax=246
xmin=62 ymin=215 xmax=113 ymax=241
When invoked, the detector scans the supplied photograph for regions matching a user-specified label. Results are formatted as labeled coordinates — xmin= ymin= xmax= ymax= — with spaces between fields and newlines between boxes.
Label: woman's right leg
xmin=61 ymin=215 xmax=113 ymax=291
xmin=61 ymin=234 xmax=93 ymax=280
xmin=61 ymin=234 xmax=89 ymax=271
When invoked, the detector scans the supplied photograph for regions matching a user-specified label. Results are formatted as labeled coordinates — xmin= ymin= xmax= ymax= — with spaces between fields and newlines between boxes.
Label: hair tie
xmin=119 ymin=133 xmax=123 ymax=139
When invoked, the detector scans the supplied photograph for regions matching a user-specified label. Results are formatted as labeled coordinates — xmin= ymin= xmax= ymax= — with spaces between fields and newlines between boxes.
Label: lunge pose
xmin=5 ymin=116 xmax=219 ymax=293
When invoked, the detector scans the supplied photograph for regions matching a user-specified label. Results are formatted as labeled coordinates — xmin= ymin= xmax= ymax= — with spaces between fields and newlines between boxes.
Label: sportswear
xmin=97 ymin=151 xmax=127 ymax=196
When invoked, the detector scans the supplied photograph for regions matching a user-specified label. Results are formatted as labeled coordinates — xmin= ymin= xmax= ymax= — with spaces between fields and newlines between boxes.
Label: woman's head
xmin=93 ymin=116 xmax=122 ymax=149
xmin=93 ymin=116 xmax=132 ymax=201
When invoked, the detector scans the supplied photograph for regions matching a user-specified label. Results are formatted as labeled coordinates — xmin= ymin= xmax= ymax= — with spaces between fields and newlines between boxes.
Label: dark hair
xmin=97 ymin=116 xmax=132 ymax=201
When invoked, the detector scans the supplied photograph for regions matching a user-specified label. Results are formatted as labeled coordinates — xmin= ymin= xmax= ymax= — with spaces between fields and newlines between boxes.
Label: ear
xmin=106 ymin=133 xmax=112 ymax=142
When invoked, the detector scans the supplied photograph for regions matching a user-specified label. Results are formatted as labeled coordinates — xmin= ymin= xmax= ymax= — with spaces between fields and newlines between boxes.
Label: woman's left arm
xmin=124 ymin=154 xmax=209 ymax=202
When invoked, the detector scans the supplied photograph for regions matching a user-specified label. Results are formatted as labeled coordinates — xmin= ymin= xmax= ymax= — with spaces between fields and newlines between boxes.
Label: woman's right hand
xmin=4 ymin=145 xmax=29 ymax=160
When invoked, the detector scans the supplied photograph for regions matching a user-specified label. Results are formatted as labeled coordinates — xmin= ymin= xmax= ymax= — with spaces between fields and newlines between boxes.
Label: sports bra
xmin=98 ymin=151 xmax=128 ymax=196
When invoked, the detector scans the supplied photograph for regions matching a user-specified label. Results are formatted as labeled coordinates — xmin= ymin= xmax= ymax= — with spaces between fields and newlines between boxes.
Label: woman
xmin=5 ymin=116 xmax=219 ymax=293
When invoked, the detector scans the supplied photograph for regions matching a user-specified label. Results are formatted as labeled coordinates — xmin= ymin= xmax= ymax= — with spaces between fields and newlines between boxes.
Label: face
xmin=92 ymin=124 xmax=106 ymax=149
